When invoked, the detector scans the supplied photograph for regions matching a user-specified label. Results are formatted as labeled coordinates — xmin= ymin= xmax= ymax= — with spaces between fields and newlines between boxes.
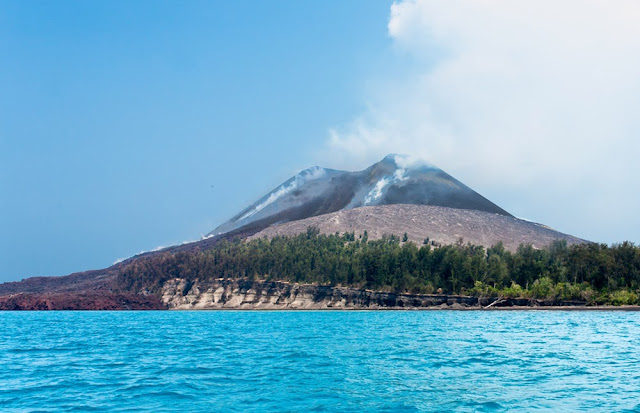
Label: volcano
xmin=0 ymin=154 xmax=587 ymax=310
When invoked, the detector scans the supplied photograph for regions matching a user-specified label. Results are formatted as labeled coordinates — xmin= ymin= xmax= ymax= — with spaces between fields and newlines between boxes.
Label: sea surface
xmin=1 ymin=311 xmax=639 ymax=412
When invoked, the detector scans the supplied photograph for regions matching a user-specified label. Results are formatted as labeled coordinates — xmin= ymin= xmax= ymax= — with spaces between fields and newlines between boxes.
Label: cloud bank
xmin=326 ymin=0 xmax=640 ymax=243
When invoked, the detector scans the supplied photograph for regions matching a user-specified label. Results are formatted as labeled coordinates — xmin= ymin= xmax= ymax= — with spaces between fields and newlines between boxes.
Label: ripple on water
xmin=1 ymin=311 xmax=639 ymax=412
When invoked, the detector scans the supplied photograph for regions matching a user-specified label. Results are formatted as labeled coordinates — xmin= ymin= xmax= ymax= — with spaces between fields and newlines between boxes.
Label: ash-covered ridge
xmin=248 ymin=205 xmax=586 ymax=252
xmin=211 ymin=154 xmax=511 ymax=236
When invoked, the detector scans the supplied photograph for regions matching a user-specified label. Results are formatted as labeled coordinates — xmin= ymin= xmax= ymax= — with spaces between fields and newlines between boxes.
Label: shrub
xmin=502 ymin=282 xmax=525 ymax=298
xmin=529 ymin=277 xmax=556 ymax=299
xmin=608 ymin=290 xmax=639 ymax=306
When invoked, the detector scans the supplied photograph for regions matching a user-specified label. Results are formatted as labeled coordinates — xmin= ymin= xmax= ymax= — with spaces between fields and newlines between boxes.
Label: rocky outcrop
xmin=161 ymin=278 xmax=586 ymax=310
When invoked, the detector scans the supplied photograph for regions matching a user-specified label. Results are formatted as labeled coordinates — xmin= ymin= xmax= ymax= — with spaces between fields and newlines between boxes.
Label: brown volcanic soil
xmin=0 ymin=268 xmax=117 ymax=295
xmin=0 ymin=292 xmax=165 ymax=310
xmin=249 ymin=204 xmax=587 ymax=251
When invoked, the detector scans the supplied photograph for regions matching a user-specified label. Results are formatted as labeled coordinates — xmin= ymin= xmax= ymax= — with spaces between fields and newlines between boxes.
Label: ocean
xmin=1 ymin=311 xmax=639 ymax=412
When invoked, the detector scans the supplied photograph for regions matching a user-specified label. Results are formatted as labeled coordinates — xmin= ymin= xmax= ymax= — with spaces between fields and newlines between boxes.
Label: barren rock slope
xmin=249 ymin=204 xmax=586 ymax=251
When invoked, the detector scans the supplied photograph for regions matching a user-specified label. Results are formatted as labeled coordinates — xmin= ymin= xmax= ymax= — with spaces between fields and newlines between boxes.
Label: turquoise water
xmin=1 ymin=311 xmax=639 ymax=412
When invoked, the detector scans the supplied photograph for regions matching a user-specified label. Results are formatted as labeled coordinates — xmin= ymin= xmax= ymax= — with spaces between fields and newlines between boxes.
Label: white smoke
xmin=365 ymin=177 xmax=392 ymax=205
xmin=238 ymin=166 xmax=327 ymax=221
xmin=134 ymin=245 xmax=167 ymax=256
xmin=326 ymin=0 xmax=640 ymax=243
xmin=364 ymin=160 xmax=410 ymax=205
xmin=392 ymin=154 xmax=435 ymax=171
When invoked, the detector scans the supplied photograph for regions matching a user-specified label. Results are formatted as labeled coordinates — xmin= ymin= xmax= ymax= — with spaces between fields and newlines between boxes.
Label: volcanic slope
xmin=249 ymin=204 xmax=585 ymax=252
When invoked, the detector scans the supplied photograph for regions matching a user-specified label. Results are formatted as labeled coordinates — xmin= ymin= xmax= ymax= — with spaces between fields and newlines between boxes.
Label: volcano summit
xmin=212 ymin=154 xmax=511 ymax=236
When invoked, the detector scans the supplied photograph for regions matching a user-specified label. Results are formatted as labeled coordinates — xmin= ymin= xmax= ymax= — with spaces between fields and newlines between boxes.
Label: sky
xmin=1 ymin=1 xmax=639 ymax=283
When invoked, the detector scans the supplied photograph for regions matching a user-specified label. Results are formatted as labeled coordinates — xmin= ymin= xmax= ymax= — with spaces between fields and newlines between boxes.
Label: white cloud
xmin=326 ymin=0 xmax=640 ymax=243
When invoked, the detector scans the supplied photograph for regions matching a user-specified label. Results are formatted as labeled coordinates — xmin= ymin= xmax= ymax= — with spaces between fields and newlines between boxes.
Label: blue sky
xmin=2 ymin=1 xmax=639 ymax=283
xmin=0 ymin=1 xmax=393 ymax=282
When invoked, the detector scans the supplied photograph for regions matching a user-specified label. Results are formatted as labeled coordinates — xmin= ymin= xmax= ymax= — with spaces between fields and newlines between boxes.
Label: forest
xmin=117 ymin=228 xmax=640 ymax=305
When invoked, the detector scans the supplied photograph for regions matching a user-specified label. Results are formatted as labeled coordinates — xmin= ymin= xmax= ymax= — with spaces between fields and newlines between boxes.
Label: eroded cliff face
xmin=163 ymin=278 xmax=493 ymax=310
xmin=162 ymin=278 xmax=590 ymax=310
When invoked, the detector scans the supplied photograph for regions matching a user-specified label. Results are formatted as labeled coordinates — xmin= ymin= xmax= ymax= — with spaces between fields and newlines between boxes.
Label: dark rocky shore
xmin=0 ymin=292 xmax=165 ymax=310
xmin=3 ymin=278 xmax=638 ymax=311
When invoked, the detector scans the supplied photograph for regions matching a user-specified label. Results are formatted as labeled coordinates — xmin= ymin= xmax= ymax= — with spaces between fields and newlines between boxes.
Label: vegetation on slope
xmin=117 ymin=228 xmax=640 ymax=305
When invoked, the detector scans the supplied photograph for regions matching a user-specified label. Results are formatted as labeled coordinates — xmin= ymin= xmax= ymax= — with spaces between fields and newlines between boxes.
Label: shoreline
xmin=2 ymin=306 xmax=640 ymax=312
xmin=3 ymin=281 xmax=640 ymax=310
xmin=166 ymin=305 xmax=640 ymax=311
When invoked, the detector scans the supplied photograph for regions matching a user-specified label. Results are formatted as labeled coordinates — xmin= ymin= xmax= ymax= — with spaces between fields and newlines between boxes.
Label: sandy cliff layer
xmin=162 ymin=278 xmax=585 ymax=310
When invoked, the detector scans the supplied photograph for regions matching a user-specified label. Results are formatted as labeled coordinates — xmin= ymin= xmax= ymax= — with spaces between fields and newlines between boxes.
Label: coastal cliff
xmin=0 ymin=279 xmax=589 ymax=310
xmin=161 ymin=278 xmax=586 ymax=310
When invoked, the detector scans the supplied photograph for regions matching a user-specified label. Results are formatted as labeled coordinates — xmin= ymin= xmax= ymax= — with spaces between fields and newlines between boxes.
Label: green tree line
xmin=116 ymin=228 xmax=640 ymax=305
